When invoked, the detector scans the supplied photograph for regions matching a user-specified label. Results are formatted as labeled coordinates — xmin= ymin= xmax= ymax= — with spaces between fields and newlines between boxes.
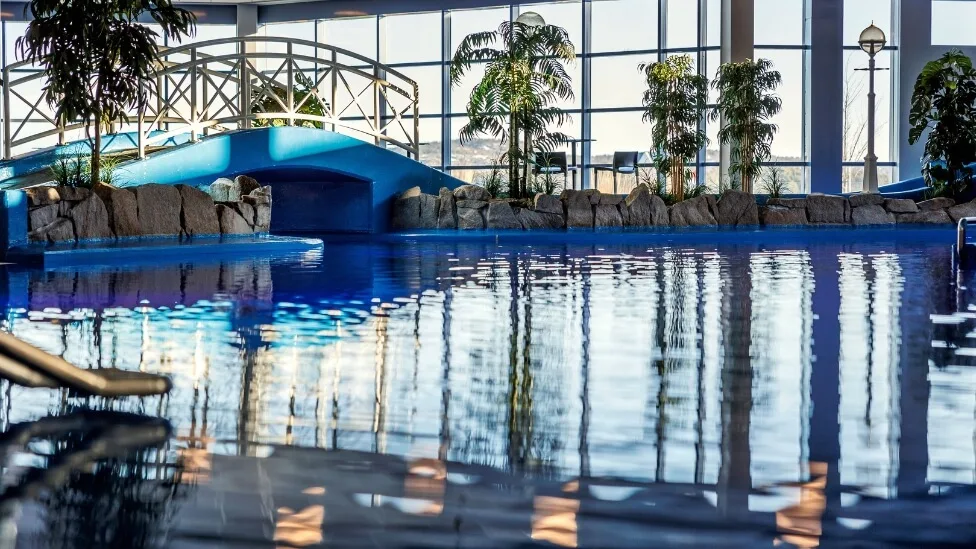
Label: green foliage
xmin=17 ymin=0 xmax=196 ymax=186
xmin=526 ymin=151 xmax=564 ymax=196
xmin=640 ymin=55 xmax=708 ymax=202
xmin=475 ymin=157 xmax=509 ymax=198
xmin=50 ymin=152 xmax=122 ymax=188
xmin=761 ymin=166 xmax=787 ymax=198
xmin=451 ymin=13 xmax=576 ymax=198
xmin=909 ymin=49 xmax=976 ymax=197
xmin=253 ymin=71 xmax=328 ymax=128
xmin=710 ymin=58 xmax=782 ymax=194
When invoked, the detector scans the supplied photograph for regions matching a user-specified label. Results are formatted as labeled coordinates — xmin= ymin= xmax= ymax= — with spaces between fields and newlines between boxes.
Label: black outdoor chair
xmin=593 ymin=151 xmax=639 ymax=194
xmin=533 ymin=151 xmax=577 ymax=188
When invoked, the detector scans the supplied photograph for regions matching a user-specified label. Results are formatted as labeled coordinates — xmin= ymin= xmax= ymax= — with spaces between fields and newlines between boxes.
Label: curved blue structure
xmin=110 ymin=127 xmax=461 ymax=233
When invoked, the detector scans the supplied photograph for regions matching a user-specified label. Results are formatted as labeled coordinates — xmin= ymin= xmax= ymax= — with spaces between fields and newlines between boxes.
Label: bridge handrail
xmin=1 ymin=36 xmax=421 ymax=160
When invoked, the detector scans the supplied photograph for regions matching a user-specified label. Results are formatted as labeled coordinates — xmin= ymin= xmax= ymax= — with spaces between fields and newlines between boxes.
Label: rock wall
xmin=26 ymin=176 xmax=272 ymax=244
xmin=392 ymin=185 xmax=964 ymax=231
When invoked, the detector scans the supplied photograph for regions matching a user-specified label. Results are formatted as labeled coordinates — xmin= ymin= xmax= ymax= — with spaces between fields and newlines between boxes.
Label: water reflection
xmin=0 ymin=232 xmax=971 ymax=546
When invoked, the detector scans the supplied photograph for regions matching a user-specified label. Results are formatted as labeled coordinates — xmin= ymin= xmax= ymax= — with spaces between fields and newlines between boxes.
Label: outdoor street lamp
xmin=857 ymin=23 xmax=887 ymax=194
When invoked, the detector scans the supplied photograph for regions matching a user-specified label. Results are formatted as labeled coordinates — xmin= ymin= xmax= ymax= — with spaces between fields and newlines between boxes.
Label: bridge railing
xmin=1 ymin=36 xmax=420 ymax=159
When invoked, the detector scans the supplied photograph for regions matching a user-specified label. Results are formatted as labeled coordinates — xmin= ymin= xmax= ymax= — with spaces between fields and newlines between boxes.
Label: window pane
xmin=591 ymin=0 xmax=658 ymax=53
xmin=842 ymin=50 xmax=892 ymax=164
xmin=384 ymin=12 xmax=442 ymax=64
xmin=844 ymin=0 xmax=892 ymax=46
xmin=665 ymin=0 xmax=698 ymax=50
xmin=450 ymin=116 xmax=507 ymax=167
xmin=322 ymin=17 xmax=378 ymax=65
xmin=755 ymin=0 xmax=804 ymax=46
xmin=388 ymin=117 xmax=442 ymax=168
xmin=450 ymin=7 xmax=509 ymax=55
xmin=755 ymin=49 xmax=804 ymax=161
xmin=451 ymin=62 xmax=487 ymax=113
xmin=705 ymin=0 xmax=721 ymax=47
xmin=591 ymin=54 xmax=649 ymax=109
xmin=933 ymin=1 xmax=976 ymax=46
xmin=518 ymin=1 xmax=583 ymax=53
xmin=389 ymin=65 xmax=442 ymax=115
xmin=590 ymin=111 xmax=647 ymax=161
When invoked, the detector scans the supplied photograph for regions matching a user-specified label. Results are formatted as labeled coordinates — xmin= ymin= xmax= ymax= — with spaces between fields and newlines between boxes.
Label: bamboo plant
xmin=710 ymin=58 xmax=782 ymax=194
xmin=640 ymin=55 xmax=708 ymax=202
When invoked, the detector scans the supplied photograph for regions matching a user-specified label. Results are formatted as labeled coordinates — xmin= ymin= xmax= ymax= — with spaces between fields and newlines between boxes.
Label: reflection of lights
xmin=531 ymin=481 xmax=580 ymax=548
xmin=274 ymin=505 xmax=324 ymax=547
xmin=302 ymin=486 xmax=326 ymax=495
xmin=192 ymin=329 xmax=205 ymax=388
xmin=775 ymin=462 xmax=827 ymax=548
xmin=403 ymin=458 xmax=446 ymax=516
xmin=335 ymin=10 xmax=368 ymax=16
xmin=177 ymin=435 xmax=214 ymax=485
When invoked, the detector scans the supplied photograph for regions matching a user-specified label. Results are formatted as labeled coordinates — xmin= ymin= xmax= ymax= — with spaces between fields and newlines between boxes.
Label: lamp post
xmin=857 ymin=23 xmax=887 ymax=194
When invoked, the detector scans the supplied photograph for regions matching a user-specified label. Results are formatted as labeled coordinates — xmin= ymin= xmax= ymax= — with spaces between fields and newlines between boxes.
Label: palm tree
xmin=710 ymin=58 xmax=782 ymax=194
xmin=17 ymin=0 xmax=196 ymax=186
xmin=450 ymin=12 xmax=576 ymax=198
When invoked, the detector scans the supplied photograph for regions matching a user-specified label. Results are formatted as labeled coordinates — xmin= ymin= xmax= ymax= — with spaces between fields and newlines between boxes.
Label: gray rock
xmin=848 ymin=193 xmax=885 ymax=208
xmin=457 ymin=207 xmax=485 ymax=230
xmin=437 ymin=187 xmax=457 ymax=229
xmin=625 ymin=186 xmax=669 ymax=227
xmin=26 ymin=186 xmax=60 ymax=206
xmin=30 ymin=217 xmax=75 ymax=243
xmin=68 ymin=194 xmax=113 ymax=240
xmin=217 ymin=204 xmax=252 ymax=235
xmin=133 ymin=184 xmax=182 ymax=236
xmin=713 ymin=190 xmax=759 ymax=226
xmin=209 ymin=178 xmax=239 ymax=202
xmin=418 ymin=193 xmax=438 ymax=229
xmin=806 ymin=194 xmax=849 ymax=224
xmin=851 ymin=204 xmax=895 ymax=225
xmin=94 ymin=183 xmax=140 ymax=237
xmin=594 ymin=204 xmax=623 ymax=227
xmin=57 ymin=186 xmax=90 ymax=202
xmin=670 ymin=196 xmax=717 ymax=227
xmin=454 ymin=184 xmax=492 ymax=201
xmin=599 ymin=194 xmax=625 ymax=206
xmin=234 ymin=175 xmax=261 ymax=196
xmin=562 ymin=190 xmax=594 ymax=228
xmin=948 ymin=199 xmax=976 ymax=223
xmin=762 ymin=206 xmax=808 ymax=226
xmin=517 ymin=209 xmax=564 ymax=230
xmin=392 ymin=190 xmax=437 ymax=230
xmin=583 ymin=189 xmax=602 ymax=205
xmin=29 ymin=204 xmax=59 ymax=231
xmin=486 ymin=201 xmax=521 ymax=229
xmin=456 ymin=200 xmax=488 ymax=210
xmin=253 ymin=202 xmax=271 ymax=232
xmin=896 ymin=210 xmax=953 ymax=224
xmin=618 ymin=203 xmax=630 ymax=225
xmin=231 ymin=202 xmax=256 ymax=228
xmin=534 ymin=194 xmax=563 ymax=215
xmin=243 ymin=186 xmax=272 ymax=207
xmin=917 ymin=197 xmax=955 ymax=211
xmin=766 ymin=198 xmax=806 ymax=209
xmin=884 ymin=198 xmax=918 ymax=213
xmin=177 ymin=184 xmax=220 ymax=237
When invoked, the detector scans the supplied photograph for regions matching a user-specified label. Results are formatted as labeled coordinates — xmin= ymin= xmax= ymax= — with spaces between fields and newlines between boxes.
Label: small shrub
xmin=475 ymin=158 xmax=508 ymax=198
xmin=717 ymin=173 xmax=741 ymax=195
xmin=684 ymin=181 xmax=708 ymax=200
xmin=50 ymin=151 xmax=90 ymax=188
xmin=761 ymin=167 xmax=787 ymax=198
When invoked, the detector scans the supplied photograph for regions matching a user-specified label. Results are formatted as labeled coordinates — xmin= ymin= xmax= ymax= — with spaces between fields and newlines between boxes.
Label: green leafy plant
xmin=451 ymin=13 xmax=576 ymax=198
xmin=761 ymin=166 xmax=787 ymax=198
xmin=716 ymin=173 xmax=741 ymax=195
xmin=49 ymin=151 xmax=123 ymax=188
xmin=909 ymin=49 xmax=976 ymax=198
xmin=253 ymin=71 xmax=329 ymax=129
xmin=640 ymin=55 xmax=708 ymax=203
xmin=17 ymin=0 xmax=196 ymax=185
xmin=527 ymin=152 xmax=563 ymax=196
xmin=475 ymin=157 xmax=509 ymax=198
xmin=710 ymin=58 xmax=782 ymax=193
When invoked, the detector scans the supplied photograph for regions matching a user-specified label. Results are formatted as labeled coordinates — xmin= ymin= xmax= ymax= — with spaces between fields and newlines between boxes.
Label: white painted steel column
xmin=719 ymin=0 xmax=754 ymax=189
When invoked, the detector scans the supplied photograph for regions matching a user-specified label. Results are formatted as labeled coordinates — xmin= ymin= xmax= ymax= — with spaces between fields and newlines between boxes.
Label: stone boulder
xmin=713 ymin=190 xmax=759 ymax=226
xmin=851 ymin=204 xmax=895 ymax=225
xmin=883 ymin=198 xmax=918 ymax=214
xmin=562 ymin=190 xmax=594 ymax=228
xmin=234 ymin=175 xmax=261 ymax=196
xmin=457 ymin=204 xmax=485 ymax=230
xmin=582 ymin=189 xmax=602 ymax=205
xmin=57 ymin=186 xmax=91 ymax=202
xmin=917 ymin=197 xmax=955 ymax=211
xmin=806 ymin=194 xmax=849 ymax=224
xmin=454 ymin=184 xmax=492 ymax=201
xmin=534 ymin=193 xmax=563 ymax=215
xmin=30 ymin=217 xmax=75 ymax=243
xmin=177 ymin=184 xmax=219 ymax=237
xmin=392 ymin=186 xmax=437 ymax=230
xmin=762 ymin=206 xmax=807 ymax=226
xmin=209 ymin=178 xmax=239 ymax=202
xmin=486 ymin=201 xmax=521 ymax=229
xmin=68 ymin=194 xmax=114 ymax=240
xmin=848 ymin=193 xmax=885 ymax=208
xmin=229 ymin=202 xmax=256 ymax=229
xmin=217 ymin=204 xmax=252 ymax=235
xmin=594 ymin=204 xmax=623 ymax=227
xmin=670 ymin=196 xmax=717 ymax=227
xmin=28 ymin=204 xmax=59 ymax=231
xmin=599 ymin=194 xmax=624 ymax=206
xmin=242 ymin=187 xmax=272 ymax=232
xmin=133 ymin=184 xmax=182 ymax=236
xmin=896 ymin=210 xmax=953 ymax=224
xmin=437 ymin=187 xmax=457 ymax=229
xmin=517 ymin=209 xmax=563 ymax=230
xmin=26 ymin=187 xmax=60 ymax=206
xmin=948 ymin=199 xmax=976 ymax=223
xmin=766 ymin=198 xmax=806 ymax=209
xmin=243 ymin=186 xmax=272 ymax=206
xmin=624 ymin=186 xmax=668 ymax=227
xmin=94 ymin=183 xmax=141 ymax=237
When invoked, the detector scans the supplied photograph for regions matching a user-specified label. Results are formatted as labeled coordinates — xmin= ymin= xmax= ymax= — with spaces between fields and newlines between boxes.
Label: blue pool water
xmin=2 ymin=227 xmax=976 ymax=547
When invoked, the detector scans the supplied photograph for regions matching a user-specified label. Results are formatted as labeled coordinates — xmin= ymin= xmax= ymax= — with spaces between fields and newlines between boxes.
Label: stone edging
xmin=392 ymin=185 xmax=969 ymax=231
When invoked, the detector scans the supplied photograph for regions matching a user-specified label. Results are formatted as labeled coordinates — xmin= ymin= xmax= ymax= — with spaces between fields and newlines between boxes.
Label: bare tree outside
xmin=842 ymin=51 xmax=890 ymax=193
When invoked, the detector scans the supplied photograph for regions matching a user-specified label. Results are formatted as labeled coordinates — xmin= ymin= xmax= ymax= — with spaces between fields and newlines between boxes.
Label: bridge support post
xmin=237 ymin=5 xmax=258 ymax=130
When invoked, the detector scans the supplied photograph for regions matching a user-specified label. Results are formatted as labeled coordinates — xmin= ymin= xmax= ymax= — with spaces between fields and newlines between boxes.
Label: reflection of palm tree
xmin=506 ymin=252 xmax=534 ymax=473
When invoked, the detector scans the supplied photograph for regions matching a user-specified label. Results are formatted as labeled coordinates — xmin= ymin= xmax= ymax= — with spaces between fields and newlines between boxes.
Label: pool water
xmin=2 ymin=228 xmax=976 ymax=547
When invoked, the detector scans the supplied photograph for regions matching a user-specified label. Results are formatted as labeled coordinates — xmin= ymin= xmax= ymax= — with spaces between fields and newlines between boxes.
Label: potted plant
xmin=451 ymin=13 xmax=576 ymax=198
xmin=17 ymin=0 xmax=196 ymax=185
xmin=710 ymin=58 xmax=782 ymax=194
xmin=909 ymin=49 xmax=976 ymax=198
xmin=641 ymin=55 xmax=708 ymax=202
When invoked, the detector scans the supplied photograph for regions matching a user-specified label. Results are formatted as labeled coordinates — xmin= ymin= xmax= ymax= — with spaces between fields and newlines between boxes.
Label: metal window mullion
xmin=581 ymin=0 xmax=592 ymax=189
xmin=441 ymin=9 xmax=451 ymax=171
